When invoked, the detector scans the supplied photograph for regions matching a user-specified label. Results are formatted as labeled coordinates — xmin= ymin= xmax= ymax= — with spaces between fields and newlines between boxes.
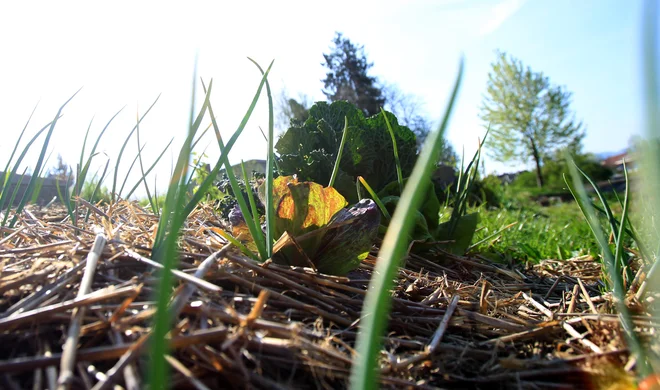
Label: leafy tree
xmin=511 ymin=151 xmax=612 ymax=191
xmin=382 ymin=83 xmax=458 ymax=165
xmin=480 ymin=51 xmax=585 ymax=187
xmin=322 ymin=32 xmax=385 ymax=117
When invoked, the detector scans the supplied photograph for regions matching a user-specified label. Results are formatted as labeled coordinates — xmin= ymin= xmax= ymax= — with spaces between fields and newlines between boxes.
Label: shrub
xmin=275 ymin=101 xmax=418 ymax=202
xmin=80 ymin=180 xmax=112 ymax=205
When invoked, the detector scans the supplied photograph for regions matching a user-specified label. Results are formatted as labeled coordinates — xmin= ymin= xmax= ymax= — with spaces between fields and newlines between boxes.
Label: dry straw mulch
xmin=0 ymin=201 xmax=656 ymax=389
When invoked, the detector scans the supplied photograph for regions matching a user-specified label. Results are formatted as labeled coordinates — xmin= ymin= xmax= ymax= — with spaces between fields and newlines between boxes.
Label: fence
xmin=0 ymin=171 xmax=69 ymax=209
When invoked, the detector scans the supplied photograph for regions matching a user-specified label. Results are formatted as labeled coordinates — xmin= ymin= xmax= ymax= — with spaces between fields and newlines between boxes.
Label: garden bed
xmin=0 ymin=201 xmax=654 ymax=389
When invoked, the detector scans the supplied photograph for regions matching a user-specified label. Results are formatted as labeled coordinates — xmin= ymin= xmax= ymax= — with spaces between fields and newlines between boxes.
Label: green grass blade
xmin=181 ymin=60 xmax=275 ymax=220
xmin=191 ymin=122 xmax=212 ymax=151
xmin=152 ymin=80 xmax=213 ymax=252
xmin=111 ymin=95 xmax=160 ymax=203
xmin=614 ymin=161 xmax=632 ymax=287
xmin=30 ymin=150 xmax=53 ymax=204
xmin=248 ymin=58 xmax=276 ymax=257
xmin=210 ymin=110 xmax=267 ymax=261
xmin=88 ymin=159 xmax=110 ymax=204
xmin=563 ymin=162 xmax=650 ymax=377
xmin=357 ymin=176 xmax=391 ymax=221
xmin=575 ymin=164 xmax=619 ymax=242
xmin=77 ymin=117 xmax=94 ymax=197
xmin=153 ymin=175 xmax=160 ymax=215
xmin=10 ymin=88 xmax=81 ymax=228
xmin=467 ymin=221 xmax=517 ymax=252
xmin=85 ymin=158 xmax=110 ymax=221
xmin=329 ymin=116 xmax=349 ymax=188
xmin=259 ymin=125 xmax=281 ymax=174
xmin=2 ymin=102 xmax=38 ymax=194
xmin=125 ymin=138 xmax=173 ymax=201
xmin=149 ymin=71 xmax=211 ymax=390
xmin=381 ymin=108 xmax=403 ymax=193
xmin=0 ymin=120 xmax=56 ymax=213
xmin=78 ymin=107 xmax=124 ymax=197
xmin=448 ymin=133 xmax=487 ymax=236
xmin=197 ymin=75 xmax=269 ymax=262
xmin=456 ymin=146 xmax=465 ymax=194
xmin=213 ymin=228 xmax=260 ymax=260
xmin=356 ymin=177 xmax=364 ymax=200
xmin=135 ymin=110 xmax=156 ymax=213
xmin=4 ymin=167 xmax=28 ymax=222
xmin=56 ymin=170 xmax=75 ymax=224
xmin=350 ymin=58 xmax=463 ymax=390
xmin=117 ymin=143 xmax=147 ymax=200
xmin=241 ymin=161 xmax=262 ymax=237
xmin=574 ymin=163 xmax=633 ymax=283
xmin=185 ymin=144 xmax=211 ymax=192
xmin=30 ymin=174 xmax=45 ymax=205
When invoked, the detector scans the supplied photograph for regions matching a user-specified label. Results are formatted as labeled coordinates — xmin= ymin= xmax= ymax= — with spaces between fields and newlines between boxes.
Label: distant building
xmin=497 ymin=171 xmax=525 ymax=184
xmin=600 ymin=150 xmax=634 ymax=178
xmin=0 ymin=171 xmax=67 ymax=208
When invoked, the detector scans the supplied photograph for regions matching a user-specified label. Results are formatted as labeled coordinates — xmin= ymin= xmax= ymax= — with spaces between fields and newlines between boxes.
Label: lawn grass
xmin=469 ymin=198 xmax=624 ymax=263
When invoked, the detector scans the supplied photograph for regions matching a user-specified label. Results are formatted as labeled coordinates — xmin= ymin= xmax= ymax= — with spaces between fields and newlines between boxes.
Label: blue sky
xmin=0 ymin=0 xmax=647 ymax=197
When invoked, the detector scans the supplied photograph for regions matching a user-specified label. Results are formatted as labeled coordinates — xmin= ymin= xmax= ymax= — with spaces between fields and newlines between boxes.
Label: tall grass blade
xmin=563 ymin=163 xmax=650 ymax=378
xmin=4 ymin=168 xmax=28 ymax=221
xmin=55 ymin=172 xmax=75 ymax=224
xmin=614 ymin=161 xmax=631 ymax=286
xmin=117 ymin=143 xmax=147 ymax=200
xmin=149 ymin=71 xmax=210 ymax=390
xmin=135 ymin=111 xmax=156 ymax=213
xmin=152 ymin=79 xmax=213 ymax=252
xmin=241 ymin=161 xmax=262 ymax=236
xmin=214 ymin=227 xmax=260 ymax=261
xmin=111 ymin=95 xmax=160 ymax=203
xmin=381 ymin=108 xmax=404 ymax=193
xmin=154 ymin=175 xmax=161 ymax=214
xmin=85 ymin=158 xmax=110 ymax=221
xmin=191 ymin=122 xmax=212 ymax=151
xmin=78 ymin=117 xmax=94 ymax=191
xmin=30 ymin=151 xmax=52 ymax=204
xmin=248 ymin=58 xmax=276 ymax=257
xmin=10 ymin=88 xmax=81 ymax=228
xmin=329 ymin=116 xmax=349 ymax=188
xmin=259 ymin=125 xmax=281 ymax=173
xmin=77 ymin=108 xmax=123 ymax=197
xmin=447 ymin=133 xmax=487 ymax=236
xmin=1 ymin=102 xmax=38 ymax=194
xmin=0 ymin=121 xmax=54 ymax=215
xmin=208 ymin=103 xmax=267 ymax=261
xmin=350 ymin=58 xmax=464 ymax=390
xmin=196 ymin=77 xmax=270 ymax=262
xmin=125 ymin=138 xmax=173 ymax=201
xmin=181 ymin=61 xmax=274 ymax=222
xmin=357 ymin=176 xmax=391 ymax=221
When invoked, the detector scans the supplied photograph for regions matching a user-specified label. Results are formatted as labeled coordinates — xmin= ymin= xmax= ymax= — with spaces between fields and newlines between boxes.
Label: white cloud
xmin=478 ymin=0 xmax=527 ymax=36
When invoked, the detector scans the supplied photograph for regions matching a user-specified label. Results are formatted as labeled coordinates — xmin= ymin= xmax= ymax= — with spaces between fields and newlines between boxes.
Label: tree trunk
xmin=530 ymin=138 xmax=544 ymax=188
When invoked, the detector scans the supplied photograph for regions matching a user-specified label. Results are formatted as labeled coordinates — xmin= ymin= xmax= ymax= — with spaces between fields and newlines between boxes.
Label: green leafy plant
xmin=80 ymin=180 xmax=112 ymax=205
xmin=357 ymin=137 xmax=485 ymax=256
xmin=276 ymin=100 xmax=418 ymax=203
xmin=230 ymin=175 xmax=381 ymax=275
